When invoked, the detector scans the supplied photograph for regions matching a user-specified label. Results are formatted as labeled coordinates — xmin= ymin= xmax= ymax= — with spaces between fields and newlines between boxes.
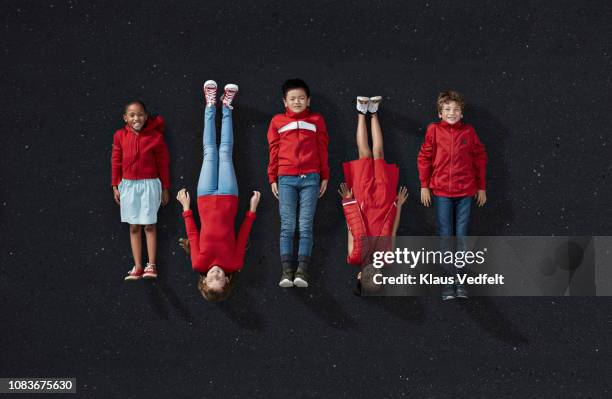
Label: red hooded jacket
xmin=417 ymin=121 xmax=487 ymax=197
xmin=111 ymin=115 xmax=171 ymax=189
xmin=267 ymin=108 xmax=329 ymax=183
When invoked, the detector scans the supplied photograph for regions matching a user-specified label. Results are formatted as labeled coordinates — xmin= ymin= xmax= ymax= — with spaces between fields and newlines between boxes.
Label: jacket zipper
xmin=449 ymin=125 xmax=453 ymax=193
xmin=297 ymin=120 xmax=302 ymax=176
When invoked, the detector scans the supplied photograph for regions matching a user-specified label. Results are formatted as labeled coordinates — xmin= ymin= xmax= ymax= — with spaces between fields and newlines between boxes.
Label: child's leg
xmin=296 ymin=174 xmax=320 ymax=263
xmin=197 ymin=105 xmax=219 ymax=196
xmin=434 ymin=196 xmax=453 ymax=236
xmin=356 ymin=113 xmax=372 ymax=159
xmin=454 ymin=197 xmax=473 ymax=236
xmin=278 ymin=176 xmax=299 ymax=261
xmin=370 ymin=113 xmax=384 ymax=160
xmin=217 ymin=105 xmax=239 ymax=196
xmin=129 ymin=224 xmax=143 ymax=268
xmin=144 ymin=224 xmax=157 ymax=264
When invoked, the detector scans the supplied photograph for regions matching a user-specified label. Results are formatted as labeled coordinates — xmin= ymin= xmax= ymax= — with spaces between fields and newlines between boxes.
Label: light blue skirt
xmin=118 ymin=178 xmax=162 ymax=225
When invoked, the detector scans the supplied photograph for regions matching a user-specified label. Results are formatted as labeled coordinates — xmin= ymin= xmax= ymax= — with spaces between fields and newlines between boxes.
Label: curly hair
xmin=436 ymin=91 xmax=465 ymax=113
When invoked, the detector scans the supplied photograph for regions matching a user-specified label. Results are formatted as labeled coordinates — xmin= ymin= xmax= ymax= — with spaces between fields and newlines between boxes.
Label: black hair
xmin=124 ymin=100 xmax=148 ymax=114
xmin=282 ymin=79 xmax=310 ymax=98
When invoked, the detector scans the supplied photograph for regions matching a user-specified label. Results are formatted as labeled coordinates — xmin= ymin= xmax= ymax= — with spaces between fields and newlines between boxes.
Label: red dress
xmin=342 ymin=158 xmax=399 ymax=265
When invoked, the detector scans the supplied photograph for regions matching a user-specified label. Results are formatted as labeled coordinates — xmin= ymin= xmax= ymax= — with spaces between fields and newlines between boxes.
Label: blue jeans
xmin=434 ymin=196 xmax=473 ymax=279
xmin=278 ymin=173 xmax=320 ymax=259
xmin=197 ymin=105 xmax=238 ymax=196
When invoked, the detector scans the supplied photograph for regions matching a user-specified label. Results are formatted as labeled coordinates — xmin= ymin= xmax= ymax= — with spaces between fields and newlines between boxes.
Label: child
xmin=267 ymin=79 xmax=329 ymax=288
xmin=111 ymin=100 xmax=170 ymax=281
xmin=176 ymin=81 xmax=261 ymax=302
xmin=339 ymin=96 xmax=409 ymax=294
xmin=417 ymin=90 xmax=488 ymax=300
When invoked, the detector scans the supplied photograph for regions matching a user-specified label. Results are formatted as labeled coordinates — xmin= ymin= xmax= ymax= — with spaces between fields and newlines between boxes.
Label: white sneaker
xmin=356 ymin=96 xmax=369 ymax=114
xmin=203 ymin=80 xmax=217 ymax=107
xmin=368 ymin=96 xmax=382 ymax=114
xmin=222 ymin=83 xmax=239 ymax=109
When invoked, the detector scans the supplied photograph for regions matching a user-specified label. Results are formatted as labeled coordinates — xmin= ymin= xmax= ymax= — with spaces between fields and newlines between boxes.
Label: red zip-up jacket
xmin=182 ymin=195 xmax=256 ymax=273
xmin=267 ymin=108 xmax=330 ymax=183
xmin=111 ymin=115 xmax=171 ymax=189
xmin=417 ymin=121 xmax=487 ymax=197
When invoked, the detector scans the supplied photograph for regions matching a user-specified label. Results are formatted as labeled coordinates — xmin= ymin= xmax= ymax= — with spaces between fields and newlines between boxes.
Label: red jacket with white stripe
xmin=417 ymin=120 xmax=487 ymax=197
xmin=267 ymin=108 xmax=330 ymax=183
xmin=111 ymin=115 xmax=171 ymax=189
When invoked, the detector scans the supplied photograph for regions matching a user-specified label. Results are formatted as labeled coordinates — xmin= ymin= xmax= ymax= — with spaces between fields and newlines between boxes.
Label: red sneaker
xmin=203 ymin=80 xmax=217 ymax=107
xmin=221 ymin=83 xmax=239 ymax=109
xmin=143 ymin=263 xmax=158 ymax=279
xmin=124 ymin=266 xmax=143 ymax=281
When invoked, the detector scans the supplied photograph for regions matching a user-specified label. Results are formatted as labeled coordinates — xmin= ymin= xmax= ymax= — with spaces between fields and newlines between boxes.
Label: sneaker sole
xmin=442 ymin=295 xmax=456 ymax=300
xmin=456 ymin=294 xmax=469 ymax=299
xmin=279 ymin=279 xmax=294 ymax=288
xmin=142 ymin=274 xmax=157 ymax=279
xmin=293 ymin=277 xmax=308 ymax=288
xmin=124 ymin=276 xmax=142 ymax=281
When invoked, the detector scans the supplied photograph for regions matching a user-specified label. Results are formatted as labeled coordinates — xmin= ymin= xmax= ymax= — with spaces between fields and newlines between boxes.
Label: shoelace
xmin=223 ymin=89 xmax=237 ymax=108
xmin=204 ymin=87 xmax=216 ymax=104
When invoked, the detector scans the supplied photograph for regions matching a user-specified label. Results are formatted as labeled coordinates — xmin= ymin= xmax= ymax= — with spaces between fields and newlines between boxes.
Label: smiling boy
xmin=417 ymin=90 xmax=488 ymax=300
xmin=267 ymin=79 xmax=330 ymax=288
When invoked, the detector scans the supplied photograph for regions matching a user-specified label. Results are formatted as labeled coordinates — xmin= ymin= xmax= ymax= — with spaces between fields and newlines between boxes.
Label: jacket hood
xmin=125 ymin=115 xmax=165 ymax=134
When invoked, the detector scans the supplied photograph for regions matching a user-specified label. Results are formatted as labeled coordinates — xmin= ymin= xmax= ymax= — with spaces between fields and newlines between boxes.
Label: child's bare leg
xmin=371 ymin=113 xmax=384 ymax=160
xmin=144 ymin=224 xmax=157 ymax=265
xmin=129 ymin=225 xmax=143 ymax=268
xmin=357 ymin=113 xmax=372 ymax=159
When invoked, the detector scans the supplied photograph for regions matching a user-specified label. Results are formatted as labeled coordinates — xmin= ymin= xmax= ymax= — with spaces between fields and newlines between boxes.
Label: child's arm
xmin=154 ymin=136 xmax=171 ymax=205
xmin=391 ymin=186 xmax=409 ymax=249
xmin=111 ymin=132 xmax=123 ymax=203
xmin=417 ymin=125 xmax=435 ymax=207
xmin=339 ymin=183 xmax=367 ymax=265
xmin=177 ymin=189 xmax=201 ymax=266
xmin=235 ymin=191 xmax=260 ymax=263
xmin=267 ymin=120 xmax=280 ymax=199
xmin=316 ymin=117 xmax=330 ymax=197
xmin=471 ymin=128 xmax=488 ymax=206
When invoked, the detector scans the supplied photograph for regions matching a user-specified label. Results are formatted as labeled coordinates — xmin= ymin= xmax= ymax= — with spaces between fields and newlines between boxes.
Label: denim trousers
xmin=434 ymin=195 xmax=473 ymax=279
xmin=278 ymin=173 xmax=320 ymax=259
xmin=197 ymin=105 xmax=239 ymax=196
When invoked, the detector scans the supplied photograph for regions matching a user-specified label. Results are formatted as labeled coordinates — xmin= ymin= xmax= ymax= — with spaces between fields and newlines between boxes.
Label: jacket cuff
xmin=182 ymin=210 xmax=193 ymax=218
xmin=342 ymin=198 xmax=357 ymax=206
xmin=245 ymin=210 xmax=257 ymax=219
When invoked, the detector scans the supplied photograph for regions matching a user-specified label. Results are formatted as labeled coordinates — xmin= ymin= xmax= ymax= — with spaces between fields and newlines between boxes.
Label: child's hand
xmin=113 ymin=186 xmax=120 ymax=205
xmin=176 ymin=188 xmax=191 ymax=211
xmin=161 ymin=189 xmax=170 ymax=206
xmin=338 ymin=182 xmax=353 ymax=199
xmin=249 ymin=191 xmax=261 ymax=212
xmin=420 ymin=188 xmax=432 ymax=207
xmin=270 ymin=182 xmax=279 ymax=200
xmin=319 ymin=179 xmax=329 ymax=198
xmin=396 ymin=186 xmax=409 ymax=206
xmin=475 ymin=190 xmax=487 ymax=207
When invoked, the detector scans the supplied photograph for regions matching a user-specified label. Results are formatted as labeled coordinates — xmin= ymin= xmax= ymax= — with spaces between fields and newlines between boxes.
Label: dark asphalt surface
xmin=2 ymin=1 xmax=612 ymax=398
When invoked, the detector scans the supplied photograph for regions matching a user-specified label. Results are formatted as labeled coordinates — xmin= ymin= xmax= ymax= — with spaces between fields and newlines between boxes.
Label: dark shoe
xmin=293 ymin=268 xmax=309 ymax=288
xmin=441 ymin=284 xmax=456 ymax=300
xmin=279 ymin=270 xmax=294 ymax=288
xmin=455 ymin=284 xmax=469 ymax=299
